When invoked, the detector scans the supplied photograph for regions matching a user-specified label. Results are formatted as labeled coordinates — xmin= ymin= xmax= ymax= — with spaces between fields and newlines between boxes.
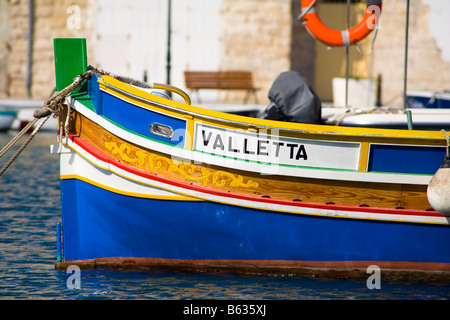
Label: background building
xmin=1 ymin=0 xmax=450 ymax=108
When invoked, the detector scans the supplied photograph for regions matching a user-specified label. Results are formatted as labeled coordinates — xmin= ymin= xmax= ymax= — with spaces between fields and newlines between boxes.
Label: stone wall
xmin=32 ymin=0 xmax=94 ymax=98
xmin=311 ymin=3 xmax=373 ymax=101
xmin=5 ymin=0 xmax=94 ymax=99
xmin=290 ymin=0 xmax=316 ymax=88
xmin=0 ymin=0 xmax=9 ymax=98
xmin=6 ymin=0 xmax=28 ymax=97
xmin=372 ymin=0 xmax=450 ymax=106
xmin=220 ymin=0 xmax=292 ymax=104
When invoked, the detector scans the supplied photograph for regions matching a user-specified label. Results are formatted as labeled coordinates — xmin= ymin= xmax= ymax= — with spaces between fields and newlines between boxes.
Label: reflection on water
xmin=0 ymin=134 xmax=449 ymax=300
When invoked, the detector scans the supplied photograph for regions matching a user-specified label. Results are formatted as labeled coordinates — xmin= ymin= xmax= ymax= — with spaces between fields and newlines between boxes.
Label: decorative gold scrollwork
xmin=104 ymin=141 xmax=259 ymax=189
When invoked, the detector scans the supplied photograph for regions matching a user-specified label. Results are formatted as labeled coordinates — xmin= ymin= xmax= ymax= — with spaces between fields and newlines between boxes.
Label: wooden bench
xmin=184 ymin=71 xmax=260 ymax=104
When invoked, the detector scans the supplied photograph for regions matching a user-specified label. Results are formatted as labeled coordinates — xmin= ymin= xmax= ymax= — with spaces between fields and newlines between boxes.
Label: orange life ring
xmin=301 ymin=0 xmax=382 ymax=47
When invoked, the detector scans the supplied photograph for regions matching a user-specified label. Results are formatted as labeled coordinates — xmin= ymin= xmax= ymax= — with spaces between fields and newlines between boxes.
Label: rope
xmin=0 ymin=115 xmax=50 ymax=177
xmin=0 ymin=118 xmax=38 ymax=159
xmin=91 ymin=66 xmax=191 ymax=105
xmin=33 ymin=70 xmax=95 ymax=119
xmin=355 ymin=27 xmax=379 ymax=57
xmin=0 ymin=69 xmax=93 ymax=177
xmin=0 ymin=66 xmax=174 ymax=177
xmin=92 ymin=67 xmax=153 ymax=89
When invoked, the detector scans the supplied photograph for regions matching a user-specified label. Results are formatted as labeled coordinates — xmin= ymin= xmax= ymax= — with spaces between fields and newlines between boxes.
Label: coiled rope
xmin=0 ymin=66 xmax=170 ymax=177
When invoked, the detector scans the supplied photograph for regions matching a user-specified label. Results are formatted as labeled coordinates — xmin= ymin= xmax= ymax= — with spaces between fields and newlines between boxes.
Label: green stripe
xmin=191 ymin=150 xmax=357 ymax=172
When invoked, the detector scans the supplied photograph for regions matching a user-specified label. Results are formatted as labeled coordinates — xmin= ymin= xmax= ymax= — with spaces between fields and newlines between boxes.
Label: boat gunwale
xmin=95 ymin=74 xmax=448 ymax=143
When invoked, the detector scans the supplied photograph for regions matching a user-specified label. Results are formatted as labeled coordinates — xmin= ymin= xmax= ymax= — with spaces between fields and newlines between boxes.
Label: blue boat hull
xmin=61 ymin=178 xmax=450 ymax=269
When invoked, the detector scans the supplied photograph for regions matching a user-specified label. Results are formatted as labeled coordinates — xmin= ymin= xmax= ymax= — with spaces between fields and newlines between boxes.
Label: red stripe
xmin=68 ymin=135 xmax=444 ymax=219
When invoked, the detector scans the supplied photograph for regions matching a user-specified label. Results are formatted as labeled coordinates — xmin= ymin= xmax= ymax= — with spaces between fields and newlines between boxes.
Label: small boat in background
xmin=50 ymin=38 xmax=450 ymax=280
xmin=322 ymin=106 xmax=450 ymax=131
xmin=0 ymin=99 xmax=57 ymax=131
xmin=0 ymin=110 xmax=17 ymax=132
xmin=407 ymin=91 xmax=450 ymax=109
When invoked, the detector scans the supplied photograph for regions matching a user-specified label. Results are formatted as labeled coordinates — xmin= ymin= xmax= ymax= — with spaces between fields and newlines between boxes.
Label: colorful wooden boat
xmin=52 ymin=39 xmax=450 ymax=279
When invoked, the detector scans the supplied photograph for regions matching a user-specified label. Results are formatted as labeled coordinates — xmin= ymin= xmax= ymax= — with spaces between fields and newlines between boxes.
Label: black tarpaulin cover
xmin=259 ymin=71 xmax=322 ymax=124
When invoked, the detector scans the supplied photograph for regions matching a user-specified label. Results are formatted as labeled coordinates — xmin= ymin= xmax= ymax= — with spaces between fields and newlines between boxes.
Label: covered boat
xmin=51 ymin=38 xmax=450 ymax=280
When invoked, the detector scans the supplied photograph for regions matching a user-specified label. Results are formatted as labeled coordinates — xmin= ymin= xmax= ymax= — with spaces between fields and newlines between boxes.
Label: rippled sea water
xmin=0 ymin=133 xmax=449 ymax=303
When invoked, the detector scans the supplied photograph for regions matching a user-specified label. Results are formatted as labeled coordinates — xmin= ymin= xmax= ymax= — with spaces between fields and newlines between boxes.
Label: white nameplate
xmin=193 ymin=123 xmax=360 ymax=170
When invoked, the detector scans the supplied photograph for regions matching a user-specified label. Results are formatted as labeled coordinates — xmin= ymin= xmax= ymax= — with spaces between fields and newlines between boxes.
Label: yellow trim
xmin=98 ymin=79 xmax=191 ymax=122
xmin=98 ymin=74 xmax=446 ymax=143
xmin=61 ymin=174 xmax=200 ymax=201
xmin=358 ymin=142 xmax=370 ymax=172
xmin=185 ymin=117 xmax=195 ymax=150
xmin=152 ymin=83 xmax=191 ymax=105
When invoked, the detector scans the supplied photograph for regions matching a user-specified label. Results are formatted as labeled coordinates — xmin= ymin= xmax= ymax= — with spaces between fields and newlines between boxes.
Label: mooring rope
xmin=0 ymin=69 xmax=95 ymax=177
xmin=0 ymin=118 xmax=38 ymax=159
xmin=92 ymin=66 xmax=153 ymax=89
xmin=0 ymin=115 xmax=50 ymax=176
xmin=0 ymin=66 xmax=169 ymax=177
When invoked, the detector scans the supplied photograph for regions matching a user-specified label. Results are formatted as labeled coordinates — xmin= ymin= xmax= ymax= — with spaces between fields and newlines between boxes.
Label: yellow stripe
xmin=185 ymin=117 xmax=195 ymax=150
xmin=98 ymin=78 xmax=192 ymax=122
xmin=358 ymin=142 xmax=370 ymax=172
xmin=61 ymin=174 xmax=200 ymax=201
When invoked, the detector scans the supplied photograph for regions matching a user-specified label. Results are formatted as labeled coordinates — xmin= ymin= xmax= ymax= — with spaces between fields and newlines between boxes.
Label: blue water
xmin=0 ymin=133 xmax=449 ymax=300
